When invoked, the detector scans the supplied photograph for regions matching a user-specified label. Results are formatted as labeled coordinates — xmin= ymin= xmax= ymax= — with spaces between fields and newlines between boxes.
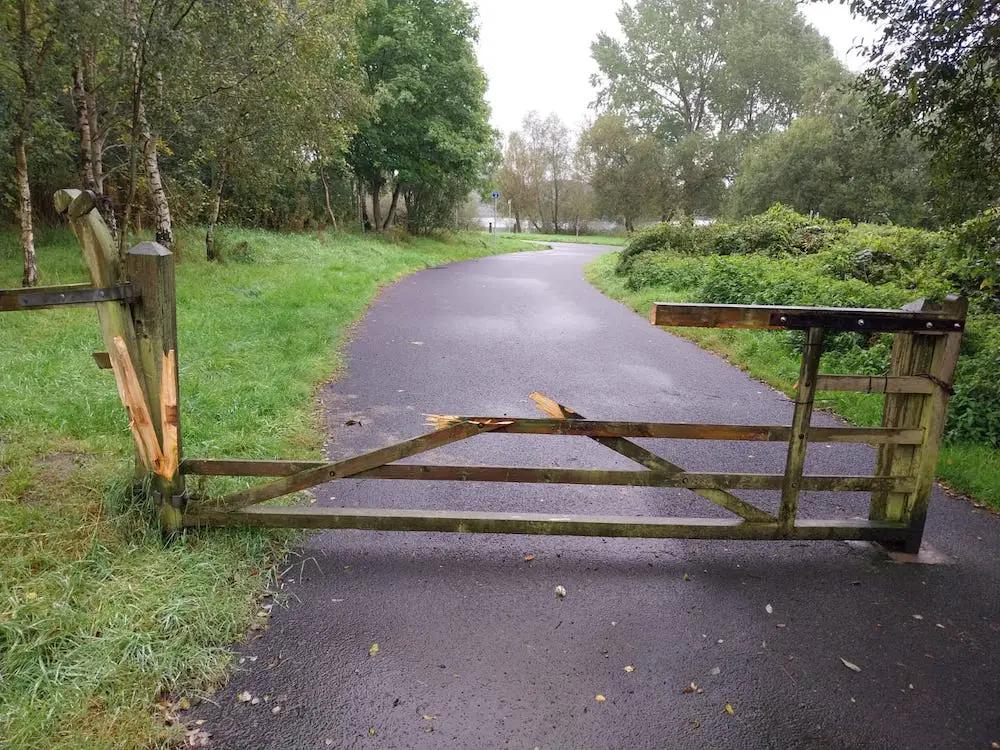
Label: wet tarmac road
xmin=194 ymin=243 xmax=1000 ymax=749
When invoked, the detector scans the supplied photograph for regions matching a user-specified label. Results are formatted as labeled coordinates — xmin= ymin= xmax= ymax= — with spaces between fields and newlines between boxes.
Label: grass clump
xmin=0 ymin=225 xmax=531 ymax=748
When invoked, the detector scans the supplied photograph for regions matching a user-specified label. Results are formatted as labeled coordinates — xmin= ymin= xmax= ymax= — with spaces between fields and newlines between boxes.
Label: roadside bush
xmin=711 ymin=204 xmax=842 ymax=258
xmin=617 ymin=220 xmax=714 ymax=273
xmin=624 ymin=253 xmax=711 ymax=291
xmin=948 ymin=315 xmax=1000 ymax=446
xmin=814 ymin=224 xmax=950 ymax=289
xmin=946 ymin=206 xmax=1000 ymax=311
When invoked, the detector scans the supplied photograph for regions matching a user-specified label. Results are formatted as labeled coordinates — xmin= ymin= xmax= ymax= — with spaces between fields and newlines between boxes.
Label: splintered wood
xmin=107 ymin=335 xmax=178 ymax=480
xmin=109 ymin=335 xmax=162 ymax=472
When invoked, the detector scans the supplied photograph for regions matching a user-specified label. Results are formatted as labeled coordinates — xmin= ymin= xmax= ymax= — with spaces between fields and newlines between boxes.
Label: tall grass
xmin=0 ymin=225 xmax=530 ymax=748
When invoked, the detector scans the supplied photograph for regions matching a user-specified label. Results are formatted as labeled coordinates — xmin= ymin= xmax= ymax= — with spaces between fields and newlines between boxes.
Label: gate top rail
xmin=650 ymin=302 xmax=966 ymax=333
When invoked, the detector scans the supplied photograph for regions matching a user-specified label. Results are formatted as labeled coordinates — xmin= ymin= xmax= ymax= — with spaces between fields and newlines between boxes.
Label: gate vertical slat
xmin=779 ymin=327 xmax=825 ymax=531
xmin=871 ymin=297 xmax=966 ymax=552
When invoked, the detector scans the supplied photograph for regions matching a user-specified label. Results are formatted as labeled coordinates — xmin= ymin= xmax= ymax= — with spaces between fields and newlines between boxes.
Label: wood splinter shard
xmin=107 ymin=336 xmax=178 ymax=480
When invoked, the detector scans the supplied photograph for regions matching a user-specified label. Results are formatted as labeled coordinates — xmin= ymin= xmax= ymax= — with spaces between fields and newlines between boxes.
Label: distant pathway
xmin=196 ymin=243 xmax=1000 ymax=749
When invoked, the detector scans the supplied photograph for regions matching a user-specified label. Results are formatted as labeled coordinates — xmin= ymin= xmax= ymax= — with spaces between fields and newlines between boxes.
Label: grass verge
xmin=585 ymin=251 xmax=1000 ymax=509
xmin=0 ymin=225 xmax=532 ymax=748
xmin=498 ymin=231 xmax=627 ymax=246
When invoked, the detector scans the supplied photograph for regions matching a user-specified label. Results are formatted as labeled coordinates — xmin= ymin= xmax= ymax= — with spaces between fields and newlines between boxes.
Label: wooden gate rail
xmin=10 ymin=191 xmax=967 ymax=552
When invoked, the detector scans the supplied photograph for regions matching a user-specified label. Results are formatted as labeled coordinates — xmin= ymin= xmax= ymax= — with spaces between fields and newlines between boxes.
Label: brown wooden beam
xmin=217 ymin=419 xmax=511 ymax=510
xmin=181 ymin=458 xmax=326 ymax=476
xmin=650 ymin=302 xmax=966 ymax=333
xmin=184 ymin=506 xmax=910 ymax=542
xmin=424 ymin=417 xmax=922 ymax=445
xmin=815 ymin=375 xmax=936 ymax=394
xmin=354 ymin=464 xmax=914 ymax=493
xmin=528 ymin=391 xmax=775 ymax=522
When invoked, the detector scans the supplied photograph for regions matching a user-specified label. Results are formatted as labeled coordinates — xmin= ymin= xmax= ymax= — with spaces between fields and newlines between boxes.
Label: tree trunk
xmin=72 ymin=61 xmax=97 ymax=190
xmin=206 ymin=164 xmax=226 ymax=261
xmin=514 ymin=212 xmax=521 ymax=233
xmin=358 ymin=182 xmax=370 ymax=230
xmin=14 ymin=132 xmax=37 ymax=287
xmin=382 ymin=181 xmax=402 ymax=231
xmin=552 ymin=178 xmax=561 ymax=233
xmin=141 ymin=109 xmax=173 ymax=250
xmin=320 ymin=166 xmax=337 ymax=229
xmin=370 ymin=180 xmax=383 ymax=232
xmin=82 ymin=49 xmax=105 ymax=192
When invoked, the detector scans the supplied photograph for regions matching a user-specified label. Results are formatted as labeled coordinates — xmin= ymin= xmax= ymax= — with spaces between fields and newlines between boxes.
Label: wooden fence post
xmin=869 ymin=296 xmax=966 ymax=553
xmin=127 ymin=242 xmax=186 ymax=538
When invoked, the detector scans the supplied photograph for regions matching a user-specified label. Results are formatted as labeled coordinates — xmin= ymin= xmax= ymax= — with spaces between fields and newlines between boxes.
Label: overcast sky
xmin=469 ymin=0 xmax=879 ymax=136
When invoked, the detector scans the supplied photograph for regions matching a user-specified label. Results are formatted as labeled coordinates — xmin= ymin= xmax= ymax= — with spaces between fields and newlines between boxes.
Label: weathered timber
xmin=353 ymin=464 xmax=914 ymax=493
xmin=93 ymin=351 xmax=112 ymax=369
xmin=422 ymin=417 xmax=921 ymax=445
xmin=181 ymin=458 xmax=326 ymax=476
xmin=0 ymin=282 xmax=137 ymax=312
xmin=814 ymin=375 xmax=936 ymax=394
xmin=184 ymin=506 xmax=910 ymax=542
xmin=107 ymin=335 xmax=163 ymax=472
xmin=779 ymin=327 xmax=824 ymax=530
xmin=127 ymin=242 xmax=186 ymax=535
xmin=650 ymin=302 xmax=966 ymax=333
xmin=528 ymin=391 xmax=775 ymax=522
xmin=217 ymin=420 xmax=511 ymax=510
xmin=53 ymin=190 xmax=145 ymax=378
xmin=871 ymin=297 xmax=966 ymax=552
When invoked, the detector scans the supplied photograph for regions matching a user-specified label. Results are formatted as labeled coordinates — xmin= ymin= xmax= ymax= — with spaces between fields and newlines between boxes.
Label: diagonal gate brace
xmin=527 ymin=392 xmax=775 ymax=523
xmin=217 ymin=418 xmax=511 ymax=511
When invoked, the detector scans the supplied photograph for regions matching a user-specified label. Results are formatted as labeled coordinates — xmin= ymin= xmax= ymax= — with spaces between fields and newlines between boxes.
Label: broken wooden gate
xmin=3 ymin=190 xmax=967 ymax=553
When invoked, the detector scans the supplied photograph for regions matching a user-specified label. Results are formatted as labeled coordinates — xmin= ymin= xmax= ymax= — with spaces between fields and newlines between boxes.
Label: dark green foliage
xmin=711 ymin=205 xmax=840 ymax=257
xmin=614 ymin=204 xmax=1000 ymax=446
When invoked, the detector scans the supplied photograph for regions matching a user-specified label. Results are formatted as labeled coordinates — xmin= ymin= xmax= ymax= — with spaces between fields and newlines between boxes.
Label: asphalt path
xmin=194 ymin=242 xmax=1000 ymax=749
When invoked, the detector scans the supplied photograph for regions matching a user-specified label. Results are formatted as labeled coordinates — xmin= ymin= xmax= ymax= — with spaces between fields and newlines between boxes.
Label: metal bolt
xmin=954 ymin=323 xmax=962 ymax=329
xmin=857 ymin=318 xmax=864 ymax=326
xmin=779 ymin=316 xmax=787 ymax=323
xmin=926 ymin=322 xmax=934 ymax=329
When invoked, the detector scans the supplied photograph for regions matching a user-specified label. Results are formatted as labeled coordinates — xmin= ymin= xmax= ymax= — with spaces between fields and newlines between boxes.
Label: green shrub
xmin=946 ymin=207 xmax=1000 ymax=311
xmin=624 ymin=253 xmax=711 ymax=291
xmin=948 ymin=315 xmax=1000 ymax=446
xmin=617 ymin=220 xmax=714 ymax=273
xmin=711 ymin=204 xmax=841 ymax=258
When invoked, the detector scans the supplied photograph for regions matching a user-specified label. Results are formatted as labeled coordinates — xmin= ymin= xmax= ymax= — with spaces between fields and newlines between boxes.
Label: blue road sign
xmin=491 ymin=190 xmax=500 ymax=200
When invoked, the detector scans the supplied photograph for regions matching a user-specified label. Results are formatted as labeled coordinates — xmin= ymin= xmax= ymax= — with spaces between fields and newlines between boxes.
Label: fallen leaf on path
xmin=912 ymin=614 xmax=924 ymax=620
xmin=554 ymin=585 xmax=567 ymax=598
xmin=710 ymin=666 xmax=721 ymax=676
xmin=185 ymin=728 xmax=212 ymax=748
xmin=369 ymin=643 xmax=380 ymax=657
xmin=271 ymin=706 xmax=281 ymax=714
xmin=765 ymin=604 xmax=773 ymax=614
xmin=369 ymin=728 xmax=377 ymax=736
xmin=595 ymin=694 xmax=606 ymax=702
xmin=422 ymin=714 xmax=436 ymax=721
xmin=840 ymin=657 xmax=862 ymax=673
xmin=523 ymin=555 xmax=535 ymax=562
xmin=725 ymin=703 xmax=735 ymax=715
xmin=682 ymin=682 xmax=699 ymax=694
xmin=776 ymin=623 xmax=786 ymax=629
xmin=236 ymin=691 xmax=252 ymax=703
xmin=692 ymin=718 xmax=701 ymax=729
xmin=683 ymin=572 xmax=690 ymax=581
xmin=624 ymin=665 xmax=635 ymax=673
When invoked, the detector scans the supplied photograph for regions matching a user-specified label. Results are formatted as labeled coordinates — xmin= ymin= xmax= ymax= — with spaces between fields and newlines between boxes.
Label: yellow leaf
xmin=523 ymin=554 xmax=535 ymax=562
xmin=595 ymin=694 xmax=606 ymax=702
xmin=369 ymin=643 xmax=380 ymax=657
xmin=725 ymin=703 xmax=735 ymax=715
xmin=624 ymin=665 xmax=635 ymax=673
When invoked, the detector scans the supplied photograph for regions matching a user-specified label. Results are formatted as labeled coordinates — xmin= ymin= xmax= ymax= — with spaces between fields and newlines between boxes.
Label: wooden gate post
xmin=127 ymin=242 xmax=186 ymax=538
xmin=870 ymin=296 xmax=966 ymax=553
